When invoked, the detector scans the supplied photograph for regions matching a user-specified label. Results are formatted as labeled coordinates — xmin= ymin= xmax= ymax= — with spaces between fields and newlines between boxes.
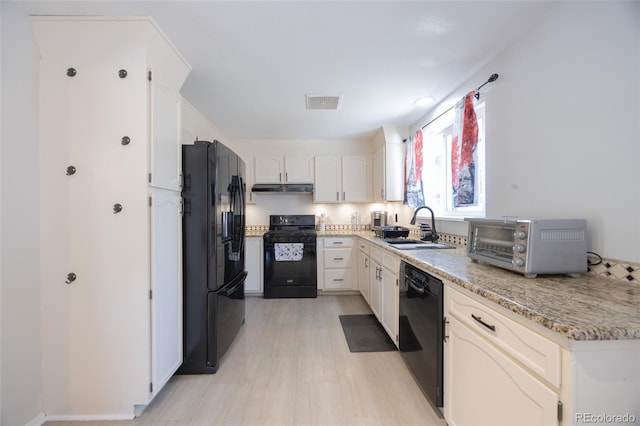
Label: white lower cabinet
xmin=369 ymin=246 xmax=383 ymax=321
xmin=445 ymin=315 xmax=559 ymax=426
xmin=319 ymin=237 xmax=357 ymax=291
xmin=357 ymin=240 xmax=370 ymax=304
xmin=380 ymin=251 xmax=399 ymax=346
xmin=245 ymin=237 xmax=263 ymax=294
xmin=364 ymin=242 xmax=399 ymax=345
xmin=444 ymin=285 xmax=560 ymax=426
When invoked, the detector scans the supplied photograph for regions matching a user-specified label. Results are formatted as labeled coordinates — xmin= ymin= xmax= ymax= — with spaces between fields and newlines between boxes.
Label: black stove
xmin=263 ymin=215 xmax=317 ymax=298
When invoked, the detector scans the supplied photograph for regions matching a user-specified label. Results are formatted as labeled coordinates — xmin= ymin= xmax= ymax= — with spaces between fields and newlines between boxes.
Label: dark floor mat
xmin=339 ymin=314 xmax=397 ymax=353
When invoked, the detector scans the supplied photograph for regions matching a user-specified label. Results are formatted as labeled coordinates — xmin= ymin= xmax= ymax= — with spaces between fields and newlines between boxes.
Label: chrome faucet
xmin=410 ymin=206 xmax=439 ymax=242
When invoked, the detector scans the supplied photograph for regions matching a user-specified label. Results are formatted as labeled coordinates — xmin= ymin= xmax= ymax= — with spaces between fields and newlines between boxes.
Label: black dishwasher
xmin=399 ymin=261 xmax=444 ymax=409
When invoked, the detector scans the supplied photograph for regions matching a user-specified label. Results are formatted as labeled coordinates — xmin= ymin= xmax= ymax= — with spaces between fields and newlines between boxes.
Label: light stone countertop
xmin=317 ymin=231 xmax=640 ymax=342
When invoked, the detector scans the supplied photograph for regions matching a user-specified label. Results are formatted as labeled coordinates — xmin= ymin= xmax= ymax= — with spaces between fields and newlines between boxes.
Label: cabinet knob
xmin=121 ymin=136 xmax=131 ymax=146
xmin=65 ymin=272 xmax=77 ymax=284
xmin=118 ymin=69 xmax=128 ymax=79
xmin=113 ymin=203 xmax=123 ymax=214
xmin=66 ymin=68 xmax=77 ymax=77
xmin=66 ymin=166 xmax=76 ymax=175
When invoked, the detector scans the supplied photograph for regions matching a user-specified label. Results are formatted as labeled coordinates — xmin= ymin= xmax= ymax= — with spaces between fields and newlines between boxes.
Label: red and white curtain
xmin=451 ymin=91 xmax=479 ymax=207
xmin=403 ymin=129 xmax=425 ymax=208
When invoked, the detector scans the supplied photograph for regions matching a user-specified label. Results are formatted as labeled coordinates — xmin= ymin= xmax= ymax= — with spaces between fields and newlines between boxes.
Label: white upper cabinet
xmin=313 ymin=156 xmax=341 ymax=202
xmin=150 ymin=78 xmax=183 ymax=190
xmin=254 ymin=155 xmax=314 ymax=183
xmin=314 ymin=155 xmax=370 ymax=203
xmin=373 ymin=126 xmax=405 ymax=202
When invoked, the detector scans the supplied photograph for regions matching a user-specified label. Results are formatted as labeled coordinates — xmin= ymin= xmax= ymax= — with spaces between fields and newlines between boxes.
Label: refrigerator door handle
xmin=221 ymin=271 xmax=247 ymax=296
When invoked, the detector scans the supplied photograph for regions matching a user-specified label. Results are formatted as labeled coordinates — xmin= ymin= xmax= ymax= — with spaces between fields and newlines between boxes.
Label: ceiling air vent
xmin=305 ymin=94 xmax=342 ymax=110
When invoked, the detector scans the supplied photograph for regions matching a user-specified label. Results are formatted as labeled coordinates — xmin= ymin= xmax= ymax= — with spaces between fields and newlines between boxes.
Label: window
xmin=420 ymin=99 xmax=485 ymax=218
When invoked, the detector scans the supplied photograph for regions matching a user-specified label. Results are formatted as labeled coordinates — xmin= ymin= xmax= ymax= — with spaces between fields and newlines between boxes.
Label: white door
xmin=149 ymin=75 xmax=182 ymax=191
xmin=245 ymin=237 xmax=263 ymax=294
xmin=150 ymin=189 xmax=183 ymax=395
xmin=254 ymin=156 xmax=284 ymax=183
xmin=314 ymin=156 xmax=340 ymax=202
xmin=373 ymin=147 xmax=385 ymax=201
xmin=369 ymin=261 xmax=382 ymax=321
xmin=285 ymin=156 xmax=314 ymax=182
xmin=357 ymin=250 xmax=370 ymax=304
xmin=342 ymin=156 xmax=369 ymax=202
xmin=445 ymin=316 xmax=559 ymax=426
xmin=381 ymin=265 xmax=398 ymax=345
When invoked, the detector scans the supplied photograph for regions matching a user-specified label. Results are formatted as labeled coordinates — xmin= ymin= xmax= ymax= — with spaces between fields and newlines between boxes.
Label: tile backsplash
xmin=418 ymin=230 xmax=640 ymax=285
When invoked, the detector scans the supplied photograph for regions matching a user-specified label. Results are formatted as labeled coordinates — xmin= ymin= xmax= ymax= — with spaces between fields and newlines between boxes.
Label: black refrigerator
xmin=179 ymin=140 xmax=246 ymax=374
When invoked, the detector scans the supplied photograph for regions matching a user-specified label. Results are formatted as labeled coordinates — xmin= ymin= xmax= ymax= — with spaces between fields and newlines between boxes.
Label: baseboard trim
xmin=43 ymin=413 xmax=135 ymax=422
xmin=25 ymin=413 xmax=45 ymax=426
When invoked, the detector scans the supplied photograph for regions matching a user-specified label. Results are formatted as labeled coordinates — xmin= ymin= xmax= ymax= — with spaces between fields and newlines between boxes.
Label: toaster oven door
xmin=467 ymin=221 xmax=515 ymax=268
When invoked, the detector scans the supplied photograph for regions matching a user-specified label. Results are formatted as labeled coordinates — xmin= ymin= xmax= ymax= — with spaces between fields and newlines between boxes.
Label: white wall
xmin=412 ymin=1 xmax=640 ymax=262
xmin=0 ymin=5 xmax=43 ymax=426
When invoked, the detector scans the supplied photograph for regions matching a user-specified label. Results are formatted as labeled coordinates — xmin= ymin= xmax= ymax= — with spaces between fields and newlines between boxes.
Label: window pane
xmin=420 ymin=100 xmax=485 ymax=218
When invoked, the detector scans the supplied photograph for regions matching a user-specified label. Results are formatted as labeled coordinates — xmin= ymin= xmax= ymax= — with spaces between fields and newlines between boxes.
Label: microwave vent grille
xmin=540 ymin=229 xmax=585 ymax=241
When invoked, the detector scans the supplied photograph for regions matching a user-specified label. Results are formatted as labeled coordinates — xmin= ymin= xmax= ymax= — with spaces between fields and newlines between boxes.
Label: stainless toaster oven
xmin=466 ymin=218 xmax=588 ymax=278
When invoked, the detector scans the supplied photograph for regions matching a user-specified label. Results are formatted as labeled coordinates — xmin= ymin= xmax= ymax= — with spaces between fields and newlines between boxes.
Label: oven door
xmin=467 ymin=220 xmax=516 ymax=270
xmin=263 ymin=236 xmax=317 ymax=298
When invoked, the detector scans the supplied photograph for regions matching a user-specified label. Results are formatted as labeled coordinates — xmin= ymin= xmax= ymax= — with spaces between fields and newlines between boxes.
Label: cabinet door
xmin=150 ymin=78 xmax=182 ymax=191
xmin=373 ymin=147 xmax=385 ymax=201
xmin=381 ymin=265 xmax=398 ymax=345
xmin=384 ymin=143 xmax=404 ymax=201
xmin=445 ymin=316 xmax=559 ymax=426
xmin=243 ymin=156 xmax=256 ymax=204
xmin=254 ymin=156 xmax=284 ymax=183
xmin=150 ymin=189 xmax=183 ymax=396
xmin=358 ymin=250 xmax=370 ymax=304
xmin=245 ymin=237 xmax=262 ymax=293
xmin=342 ymin=156 xmax=369 ymax=202
xmin=370 ymin=261 xmax=382 ymax=321
xmin=314 ymin=156 xmax=341 ymax=202
xmin=285 ymin=156 xmax=314 ymax=183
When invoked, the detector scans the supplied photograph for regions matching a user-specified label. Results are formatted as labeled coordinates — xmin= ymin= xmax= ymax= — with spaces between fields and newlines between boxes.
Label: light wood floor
xmin=46 ymin=295 xmax=446 ymax=426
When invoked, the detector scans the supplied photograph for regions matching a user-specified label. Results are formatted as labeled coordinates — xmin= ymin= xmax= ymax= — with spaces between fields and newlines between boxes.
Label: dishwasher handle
xmin=407 ymin=279 xmax=427 ymax=294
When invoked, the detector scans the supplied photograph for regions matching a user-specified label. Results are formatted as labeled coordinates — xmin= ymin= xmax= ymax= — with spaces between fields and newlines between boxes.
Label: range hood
xmin=251 ymin=183 xmax=314 ymax=194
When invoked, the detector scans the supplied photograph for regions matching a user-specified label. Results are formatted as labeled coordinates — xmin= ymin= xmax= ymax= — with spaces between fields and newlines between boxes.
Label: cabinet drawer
xmin=324 ymin=269 xmax=353 ymax=290
xmin=358 ymin=240 xmax=369 ymax=255
xmin=324 ymin=237 xmax=353 ymax=248
xmin=324 ymin=248 xmax=353 ymax=268
xmin=446 ymin=286 xmax=561 ymax=388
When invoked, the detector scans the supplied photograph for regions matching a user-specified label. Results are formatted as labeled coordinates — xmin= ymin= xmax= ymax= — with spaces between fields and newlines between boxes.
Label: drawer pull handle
xmin=333 ymin=257 xmax=344 ymax=261
xmin=471 ymin=314 xmax=496 ymax=332
xmin=333 ymin=278 xmax=344 ymax=282
xmin=332 ymin=242 xmax=344 ymax=245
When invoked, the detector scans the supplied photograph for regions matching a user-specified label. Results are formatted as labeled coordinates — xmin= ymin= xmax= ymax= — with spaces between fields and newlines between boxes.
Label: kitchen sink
xmin=383 ymin=239 xmax=456 ymax=250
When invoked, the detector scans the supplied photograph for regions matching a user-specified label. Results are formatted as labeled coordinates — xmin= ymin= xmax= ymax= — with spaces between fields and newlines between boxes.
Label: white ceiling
xmin=8 ymin=1 xmax=556 ymax=140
